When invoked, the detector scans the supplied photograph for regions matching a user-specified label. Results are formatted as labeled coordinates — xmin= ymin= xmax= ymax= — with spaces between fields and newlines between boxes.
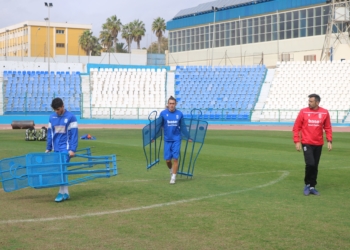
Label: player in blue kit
xmin=45 ymin=98 xmax=78 ymax=202
xmin=159 ymin=96 xmax=191 ymax=184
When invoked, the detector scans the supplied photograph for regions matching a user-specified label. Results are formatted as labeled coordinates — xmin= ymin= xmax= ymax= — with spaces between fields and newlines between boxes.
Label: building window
xmin=56 ymin=30 xmax=65 ymax=34
xmin=169 ymin=5 xmax=330 ymax=52
xmin=56 ymin=43 xmax=65 ymax=48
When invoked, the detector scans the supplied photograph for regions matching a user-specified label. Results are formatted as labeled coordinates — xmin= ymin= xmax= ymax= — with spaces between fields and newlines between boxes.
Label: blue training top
xmin=160 ymin=109 xmax=186 ymax=142
xmin=46 ymin=109 xmax=78 ymax=152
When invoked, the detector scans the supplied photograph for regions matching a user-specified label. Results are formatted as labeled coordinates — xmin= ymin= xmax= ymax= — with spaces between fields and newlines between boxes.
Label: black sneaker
xmin=310 ymin=188 xmax=320 ymax=195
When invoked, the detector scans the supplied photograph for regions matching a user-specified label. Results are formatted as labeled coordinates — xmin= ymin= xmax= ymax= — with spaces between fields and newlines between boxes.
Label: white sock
xmin=171 ymin=174 xmax=176 ymax=179
xmin=310 ymin=187 xmax=314 ymax=190
xmin=59 ymin=186 xmax=65 ymax=194
xmin=63 ymin=186 xmax=69 ymax=195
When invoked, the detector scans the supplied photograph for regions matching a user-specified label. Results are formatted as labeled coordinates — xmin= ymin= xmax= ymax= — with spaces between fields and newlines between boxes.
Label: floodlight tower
xmin=320 ymin=0 xmax=350 ymax=61
xmin=44 ymin=2 xmax=53 ymax=79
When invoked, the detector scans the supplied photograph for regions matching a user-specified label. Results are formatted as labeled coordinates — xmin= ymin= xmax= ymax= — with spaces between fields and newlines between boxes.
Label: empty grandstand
xmin=3 ymin=70 xmax=81 ymax=114
xmin=175 ymin=65 xmax=266 ymax=120
xmin=2 ymin=60 xmax=349 ymax=123
xmin=251 ymin=60 xmax=350 ymax=123
xmin=81 ymin=66 xmax=169 ymax=119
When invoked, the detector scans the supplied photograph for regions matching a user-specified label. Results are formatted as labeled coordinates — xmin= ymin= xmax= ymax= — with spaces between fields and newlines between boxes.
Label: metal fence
xmin=79 ymin=107 xmax=350 ymax=123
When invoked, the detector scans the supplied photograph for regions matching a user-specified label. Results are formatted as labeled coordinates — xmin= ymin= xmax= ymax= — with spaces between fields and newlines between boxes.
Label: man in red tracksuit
xmin=293 ymin=94 xmax=332 ymax=196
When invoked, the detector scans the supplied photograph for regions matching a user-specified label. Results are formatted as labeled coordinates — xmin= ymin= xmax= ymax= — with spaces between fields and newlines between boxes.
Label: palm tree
xmin=116 ymin=42 xmax=128 ymax=53
xmin=99 ymin=30 xmax=113 ymax=52
xmin=79 ymin=30 xmax=95 ymax=56
xmin=147 ymin=37 xmax=168 ymax=54
xmin=91 ymin=36 xmax=102 ymax=56
xmin=121 ymin=23 xmax=134 ymax=53
xmin=152 ymin=17 xmax=166 ymax=53
xmin=132 ymin=19 xmax=146 ymax=49
xmin=102 ymin=15 xmax=122 ymax=52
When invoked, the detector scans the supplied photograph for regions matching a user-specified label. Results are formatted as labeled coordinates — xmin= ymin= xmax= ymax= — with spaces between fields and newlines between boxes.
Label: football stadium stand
xmin=175 ymin=65 xmax=267 ymax=120
xmin=3 ymin=70 xmax=81 ymax=114
xmin=84 ymin=67 xmax=167 ymax=119
xmin=255 ymin=60 xmax=350 ymax=122
xmin=1 ymin=60 xmax=350 ymax=124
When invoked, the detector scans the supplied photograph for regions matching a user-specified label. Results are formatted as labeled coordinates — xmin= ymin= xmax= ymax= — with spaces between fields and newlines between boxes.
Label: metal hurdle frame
xmin=177 ymin=108 xmax=208 ymax=178
xmin=143 ymin=111 xmax=162 ymax=170
xmin=26 ymin=153 xmax=117 ymax=188
xmin=0 ymin=148 xmax=117 ymax=192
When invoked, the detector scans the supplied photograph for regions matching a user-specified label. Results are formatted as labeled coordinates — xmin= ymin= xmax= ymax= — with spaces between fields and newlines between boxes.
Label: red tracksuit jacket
xmin=293 ymin=107 xmax=332 ymax=146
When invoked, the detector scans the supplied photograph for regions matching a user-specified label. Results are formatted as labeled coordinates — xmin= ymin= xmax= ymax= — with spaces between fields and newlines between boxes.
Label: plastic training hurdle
xmin=0 ymin=147 xmax=117 ymax=192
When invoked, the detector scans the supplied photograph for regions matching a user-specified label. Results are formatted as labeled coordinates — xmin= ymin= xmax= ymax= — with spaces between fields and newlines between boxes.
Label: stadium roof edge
xmin=167 ymin=0 xmax=326 ymax=31
xmin=173 ymin=0 xmax=274 ymax=20
xmin=0 ymin=21 xmax=92 ymax=33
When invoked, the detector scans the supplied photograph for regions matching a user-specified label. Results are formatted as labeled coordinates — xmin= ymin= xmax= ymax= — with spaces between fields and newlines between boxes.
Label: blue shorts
xmin=164 ymin=140 xmax=181 ymax=160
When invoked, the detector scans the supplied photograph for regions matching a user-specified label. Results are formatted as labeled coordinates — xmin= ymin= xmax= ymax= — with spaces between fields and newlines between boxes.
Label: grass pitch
xmin=0 ymin=128 xmax=350 ymax=250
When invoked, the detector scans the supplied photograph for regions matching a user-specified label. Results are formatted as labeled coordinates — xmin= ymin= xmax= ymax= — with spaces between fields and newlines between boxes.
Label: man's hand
xmin=68 ymin=151 xmax=75 ymax=157
xmin=295 ymin=142 xmax=301 ymax=152
xmin=327 ymin=142 xmax=332 ymax=151
xmin=45 ymin=150 xmax=51 ymax=153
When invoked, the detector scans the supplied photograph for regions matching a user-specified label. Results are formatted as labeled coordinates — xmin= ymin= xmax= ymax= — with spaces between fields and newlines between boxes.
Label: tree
xmin=147 ymin=37 xmax=168 ymax=54
xmin=121 ymin=23 xmax=134 ymax=53
xmin=116 ymin=42 xmax=128 ymax=53
xmin=99 ymin=30 xmax=113 ymax=52
xmin=132 ymin=19 xmax=146 ymax=49
xmin=91 ymin=36 xmax=102 ymax=56
xmin=79 ymin=30 xmax=100 ymax=56
xmin=152 ymin=17 xmax=166 ymax=53
xmin=102 ymin=15 xmax=122 ymax=52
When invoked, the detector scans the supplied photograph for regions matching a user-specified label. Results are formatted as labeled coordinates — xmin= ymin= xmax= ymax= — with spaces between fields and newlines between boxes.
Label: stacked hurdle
xmin=0 ymin=147 xmax=117 ymax=192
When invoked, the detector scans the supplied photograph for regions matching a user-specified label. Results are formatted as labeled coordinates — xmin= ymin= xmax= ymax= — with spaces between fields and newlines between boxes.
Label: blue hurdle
xmin=0 ymin=148 xmax=117 ymax=192
xmin=177 ymin=109 xmax=208 ymax=178
xmin=142 ymin=111 xmax=163 ymax=170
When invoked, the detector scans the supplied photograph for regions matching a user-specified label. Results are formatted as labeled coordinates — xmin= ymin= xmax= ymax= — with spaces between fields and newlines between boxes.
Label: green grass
xmin=1 ymin=129 xmax=350 ymax=249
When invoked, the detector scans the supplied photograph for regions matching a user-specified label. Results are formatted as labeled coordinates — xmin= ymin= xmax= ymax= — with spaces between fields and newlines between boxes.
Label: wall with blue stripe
xmin=86 ymin=64 xmax=170 ymax=74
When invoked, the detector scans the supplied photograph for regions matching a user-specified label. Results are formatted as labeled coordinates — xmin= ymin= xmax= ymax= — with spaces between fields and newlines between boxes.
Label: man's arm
xmin=46 ymin=121 xmax=53 ymax=152
xmin=151 ymin=116 xmax=163 ymax=142
xmin=67 ymin=116 xmax=78 ymax=156
xmin=180 ymin=117 xmax=192 ymax=141
xmin=292 ymin=110 xmax=303 ymax=151
xmin=324 ymin=111 xmax=333 ymax=151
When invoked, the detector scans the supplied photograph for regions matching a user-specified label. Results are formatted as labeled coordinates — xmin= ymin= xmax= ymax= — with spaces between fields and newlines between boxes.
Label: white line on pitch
xmin=0 ymin=171 xmax=289 ymax=224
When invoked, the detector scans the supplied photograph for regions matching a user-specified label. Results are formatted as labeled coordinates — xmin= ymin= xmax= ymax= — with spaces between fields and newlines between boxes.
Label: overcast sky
xmin=0 ymin=0 xmax=209 ymax=49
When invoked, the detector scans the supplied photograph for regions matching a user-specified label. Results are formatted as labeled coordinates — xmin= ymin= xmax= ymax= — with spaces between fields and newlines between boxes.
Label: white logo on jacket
xmin=64 ymin=118 xmax=68 ymax=123
xmin=308 ymin=119 xmax=320 ymax=124
xmin=55 ymin=126 xmax=66 ymax=133
xmin=167 ymin=120 xmax=177 ymax=126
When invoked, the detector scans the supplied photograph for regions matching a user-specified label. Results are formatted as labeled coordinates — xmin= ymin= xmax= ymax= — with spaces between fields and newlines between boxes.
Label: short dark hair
xmin=168 ymin=96 xmax=176 ymax=103
xmin=51 ymin=97 xmax=64 ymax=110
xmin=308 ymin=94 xmax=321 ymax=103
